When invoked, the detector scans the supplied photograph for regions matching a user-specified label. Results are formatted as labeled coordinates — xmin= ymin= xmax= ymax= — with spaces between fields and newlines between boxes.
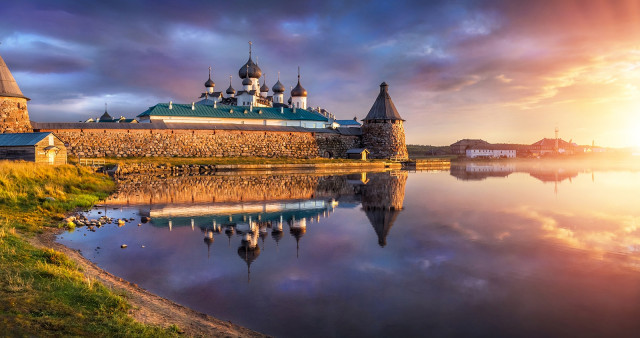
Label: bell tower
xmin=0 ymin=53 xmax=32 ymax=133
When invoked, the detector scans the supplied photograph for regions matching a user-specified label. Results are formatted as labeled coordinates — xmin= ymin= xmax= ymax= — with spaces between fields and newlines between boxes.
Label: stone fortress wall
xmin=0 ymin=96 xmax=32 ymax=134
xmin=362 ymin=121 xmax=408 ymax=159
xmin=35 ymin=127 xmax=362 ymax=159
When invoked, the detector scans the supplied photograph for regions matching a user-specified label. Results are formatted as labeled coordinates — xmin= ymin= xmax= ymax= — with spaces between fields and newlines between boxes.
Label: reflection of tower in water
xmin=204 ymin=230 xmax=214 ymax=258
xmin=360 ymin=171 xmax=408 ymax=247
xmin=203 ymin=222 xmax=222 ymax=259
xmin=238 ymin=245 xmax=260 ymax=283
xmin=225 ymin=226 xmax=235 ymax=247
xmin=271 ymin=216 xmax=284 ymax=250
xmin=238 ymin=221 xmax=260 ymax=283
xmin=289 ymin=217 xmax=307 ymax=258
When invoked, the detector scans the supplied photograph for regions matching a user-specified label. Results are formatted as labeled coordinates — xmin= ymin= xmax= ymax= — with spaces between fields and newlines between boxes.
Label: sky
xmin=1 ymin=0 xmax=639 ymax=147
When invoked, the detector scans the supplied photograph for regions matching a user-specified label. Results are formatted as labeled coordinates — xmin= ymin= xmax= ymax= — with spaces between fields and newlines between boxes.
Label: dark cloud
xmin=1 ymin=0 xmax=639 ymax=145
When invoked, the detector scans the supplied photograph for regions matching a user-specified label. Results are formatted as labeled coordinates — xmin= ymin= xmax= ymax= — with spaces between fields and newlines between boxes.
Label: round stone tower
xmin=0 ymin=54 xmax=32 ymax=133
xmin=361 ymin=82 xmax=408 ymax=160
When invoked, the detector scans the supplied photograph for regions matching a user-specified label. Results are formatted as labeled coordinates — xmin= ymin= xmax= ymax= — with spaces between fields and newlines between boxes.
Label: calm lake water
xmin=58 ymin=161 xmax=640 ymax=337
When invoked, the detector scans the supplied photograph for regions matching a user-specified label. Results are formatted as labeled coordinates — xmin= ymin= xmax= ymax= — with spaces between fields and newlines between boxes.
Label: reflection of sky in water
xmin=58 ymin=167 xmax=640 ymax=337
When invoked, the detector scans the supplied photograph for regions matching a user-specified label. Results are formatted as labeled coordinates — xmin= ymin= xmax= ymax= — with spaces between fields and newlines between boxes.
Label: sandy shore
xmin=30 ymin=228 xmax=268 ymax=338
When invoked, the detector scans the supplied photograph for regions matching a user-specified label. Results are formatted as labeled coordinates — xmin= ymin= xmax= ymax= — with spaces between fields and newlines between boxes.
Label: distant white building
xmin=466 ymin=145 xmax=516 ymax=158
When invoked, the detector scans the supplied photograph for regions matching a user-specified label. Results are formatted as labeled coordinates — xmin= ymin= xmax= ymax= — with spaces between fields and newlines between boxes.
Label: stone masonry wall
xmin=314 ymin=133 xmax=362 ymax=158
xmin=362 ymin=121 xmax=408 ymax=159
xmin=44 ymin=128 xmax=361 ymax=159
xmin=0 ymin=97 xmax=32 ymax=133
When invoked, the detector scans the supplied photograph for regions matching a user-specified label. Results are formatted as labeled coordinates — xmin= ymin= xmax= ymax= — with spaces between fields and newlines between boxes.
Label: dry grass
xmin=0 ymin=161 xmax=177 ymax=336
xmin=0 ymin=161 xmax=114 ymax=232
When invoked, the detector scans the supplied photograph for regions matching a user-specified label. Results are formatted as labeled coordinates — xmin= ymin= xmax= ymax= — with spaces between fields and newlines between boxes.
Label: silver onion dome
xmin=273 ymin=79 xmax=285 ymax=93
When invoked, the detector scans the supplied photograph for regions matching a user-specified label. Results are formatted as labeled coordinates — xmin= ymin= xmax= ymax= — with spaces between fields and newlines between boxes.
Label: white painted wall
xmin=466 ymin=149 xmax=516 ymax=158
xmin=144 ymin=115 xmax=326 ymax=128
xmin=291 ymin=96 xmax=307 ymax=109
xmin=236 ymin=93 xmax=254 ymax=107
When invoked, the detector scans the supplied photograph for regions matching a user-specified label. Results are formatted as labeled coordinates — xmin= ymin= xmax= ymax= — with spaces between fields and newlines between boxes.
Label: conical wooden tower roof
xmin=363 ymin=82 xmax=402 ymax=121
xmin=0 ymin=54 xmax=28 ymax=100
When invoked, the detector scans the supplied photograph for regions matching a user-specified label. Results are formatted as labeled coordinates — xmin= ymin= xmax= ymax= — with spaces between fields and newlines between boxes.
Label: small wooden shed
xmin=346 ymin=148 xmax=370 ymax=160
xmin=0 ymin=132 xmax=67 ymax=164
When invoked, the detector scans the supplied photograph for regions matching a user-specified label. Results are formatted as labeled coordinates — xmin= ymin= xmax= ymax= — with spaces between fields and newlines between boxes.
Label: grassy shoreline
xmin=0 ymin=161 xmax=180 ymax=336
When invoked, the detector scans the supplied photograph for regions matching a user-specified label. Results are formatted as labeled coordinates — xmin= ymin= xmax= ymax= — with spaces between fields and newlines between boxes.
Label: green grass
xmin=0 ymin=161 xmax=178 ymax=336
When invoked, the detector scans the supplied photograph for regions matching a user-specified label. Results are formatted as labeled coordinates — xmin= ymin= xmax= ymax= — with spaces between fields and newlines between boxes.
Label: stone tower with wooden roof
xmin=362 ymin=82 xmax=408 ymax=159
xmin=0 ymin=54 xmax=32 ymax=133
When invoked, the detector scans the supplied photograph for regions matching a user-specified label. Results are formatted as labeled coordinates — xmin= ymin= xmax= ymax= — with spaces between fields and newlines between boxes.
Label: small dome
xmin=238 ymin=57 xmax=262 ymax=79
xmin=242 ymin=77 xmax=252 ymax=86
xmin=205 ymin=67 xmax=215 ymax=87
xmin=226 ymin=84 xmax=236 ymax=95
xmin=273 ymin=80 xmax=285 ymax=93
xmin=291 ymin=80 xmax=307 ymax=97
xmin=260 ymin=83 xmax=269 ymax=92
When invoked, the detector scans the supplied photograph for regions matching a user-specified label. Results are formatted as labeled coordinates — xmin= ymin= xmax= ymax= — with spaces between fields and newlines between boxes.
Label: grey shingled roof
xmin=0 ymin=54 xmax=28 ymax=100
xmin=363 ymin=82 xmax=403 ymax=121
xmin=312 ymin=127 xmax=362 ymax=136
xmin=346 ymin=148 xmax=369 ymax=154
xmin=31 ymin=122 xmax=169 ymax=130
xmin=0 ymin=132 xmax=50 ymax=146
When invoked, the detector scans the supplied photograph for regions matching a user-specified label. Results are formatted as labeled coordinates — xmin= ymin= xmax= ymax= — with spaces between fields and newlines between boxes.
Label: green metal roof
xmin=0 ymin=132 xmax=51 ymax=147
xmin=138 ymin=103 xmax=328 ymax=122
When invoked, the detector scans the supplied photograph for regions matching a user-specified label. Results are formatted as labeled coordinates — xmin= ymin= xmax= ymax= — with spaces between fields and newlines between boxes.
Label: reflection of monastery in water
xmin=102 ymin=172 xmax=407 ymax=281
xmin=450 ymin=163 xmax=515 ymax=181
xmin=450 ymin=163 xmax=579 ymax=183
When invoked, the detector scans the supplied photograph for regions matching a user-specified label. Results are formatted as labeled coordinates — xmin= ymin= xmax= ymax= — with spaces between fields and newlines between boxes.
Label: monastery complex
xmin=0 ymin=44 xmax=408 ymax=161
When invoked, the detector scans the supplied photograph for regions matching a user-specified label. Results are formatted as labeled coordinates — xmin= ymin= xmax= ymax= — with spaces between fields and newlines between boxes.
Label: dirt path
xmin=31 ymin=229 xmax=269 ymax=338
